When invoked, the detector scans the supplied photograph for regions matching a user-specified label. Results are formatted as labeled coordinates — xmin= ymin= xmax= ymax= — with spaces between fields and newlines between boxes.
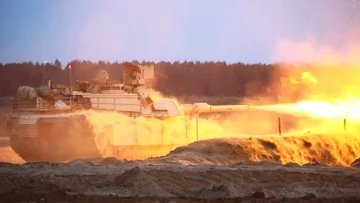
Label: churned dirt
xmin=0 ymin=137 xmax=24 ymax=164
xmin=1 ymin=137 xmax=360 ymax=203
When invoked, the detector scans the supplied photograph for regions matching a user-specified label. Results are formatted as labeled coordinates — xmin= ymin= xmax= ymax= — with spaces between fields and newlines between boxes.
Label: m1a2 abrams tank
xmin=3 ymin=62 xmax=254 ymax=162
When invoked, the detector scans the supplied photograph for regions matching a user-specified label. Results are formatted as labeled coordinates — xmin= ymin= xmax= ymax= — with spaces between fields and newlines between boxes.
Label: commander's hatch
xmin=123 ymin=63 xmax=154 ymax=87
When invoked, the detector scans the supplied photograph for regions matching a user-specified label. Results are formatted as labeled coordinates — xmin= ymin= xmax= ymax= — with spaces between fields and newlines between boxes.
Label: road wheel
xmin=95 ymin=132 xmax=113 ymax=158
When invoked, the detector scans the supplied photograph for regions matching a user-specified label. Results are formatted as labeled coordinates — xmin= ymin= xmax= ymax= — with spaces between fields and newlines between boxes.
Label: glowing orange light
xmin=301 ymin=72 xmax=317 ymax=84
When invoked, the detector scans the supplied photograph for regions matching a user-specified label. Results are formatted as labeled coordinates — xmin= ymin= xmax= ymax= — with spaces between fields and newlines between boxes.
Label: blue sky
xmin=0 ymin=0 xmax=359 ymax=66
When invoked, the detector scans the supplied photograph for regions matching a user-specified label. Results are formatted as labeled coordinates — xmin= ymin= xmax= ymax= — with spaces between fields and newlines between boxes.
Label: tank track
xmin=10 ymin=134 xmax=105 ymax=162
xmin=112 ymin=144 xmax=181 ymax=160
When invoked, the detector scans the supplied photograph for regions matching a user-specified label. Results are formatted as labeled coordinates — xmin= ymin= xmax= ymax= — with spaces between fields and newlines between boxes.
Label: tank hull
xmin=8 ymin=113 xmax=189 ymax=162
xmin=10 ymin=135 xmax=183 ymax=162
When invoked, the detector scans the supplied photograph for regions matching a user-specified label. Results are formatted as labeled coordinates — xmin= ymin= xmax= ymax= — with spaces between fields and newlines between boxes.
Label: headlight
xmin=2 ymin=116 xmax=10 ymax=127
xmin=78 ymin=115 xmax=87 ymax=123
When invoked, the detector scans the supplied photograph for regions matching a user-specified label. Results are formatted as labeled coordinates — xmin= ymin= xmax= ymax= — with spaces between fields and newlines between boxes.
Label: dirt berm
xmin=1 ymin=136 xmax=360 ymax=202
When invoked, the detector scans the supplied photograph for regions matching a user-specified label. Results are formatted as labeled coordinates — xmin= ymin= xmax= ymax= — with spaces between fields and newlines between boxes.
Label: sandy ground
xmin=0 ymin=137 xmax=24 ymax=164
xmin=0 ymin=137 xmax=360 ymax=203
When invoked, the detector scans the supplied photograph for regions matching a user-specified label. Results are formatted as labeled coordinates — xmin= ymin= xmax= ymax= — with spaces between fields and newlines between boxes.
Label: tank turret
xmin=71 ymin=63 xmax=183 ymax=118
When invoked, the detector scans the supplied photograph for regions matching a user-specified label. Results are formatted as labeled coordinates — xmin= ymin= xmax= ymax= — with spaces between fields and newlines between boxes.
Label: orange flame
xmin=300 ymin=71 xmax=317 ymax=84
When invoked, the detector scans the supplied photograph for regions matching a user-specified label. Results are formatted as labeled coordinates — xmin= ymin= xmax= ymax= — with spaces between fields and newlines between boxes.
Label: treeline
xmin=0 ymin=60 xmax=288 ymax=98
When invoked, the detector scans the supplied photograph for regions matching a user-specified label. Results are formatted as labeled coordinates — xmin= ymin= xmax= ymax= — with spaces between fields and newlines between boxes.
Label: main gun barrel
xmin=181 ymin=103 xmax=253 ymax=115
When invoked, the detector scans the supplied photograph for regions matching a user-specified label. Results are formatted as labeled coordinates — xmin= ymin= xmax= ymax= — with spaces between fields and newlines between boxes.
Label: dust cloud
xmin=83 ymin=35 xmax=360 ymax=166
xmin=84 ymin=104 xmax=360 ymax=166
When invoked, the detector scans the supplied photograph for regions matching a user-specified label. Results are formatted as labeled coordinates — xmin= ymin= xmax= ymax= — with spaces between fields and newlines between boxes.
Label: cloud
xmin=273 ymin=34 xmax=360 ymax=66
xmin=75 ymin=13 xmax=126 ymax=62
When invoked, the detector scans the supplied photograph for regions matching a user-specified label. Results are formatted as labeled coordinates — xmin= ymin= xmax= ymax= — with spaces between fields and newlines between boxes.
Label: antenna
xmin=44 ymin=40 xmax=46 ymax=62
xmin=42 ymin=40 xmax=48 ymax=85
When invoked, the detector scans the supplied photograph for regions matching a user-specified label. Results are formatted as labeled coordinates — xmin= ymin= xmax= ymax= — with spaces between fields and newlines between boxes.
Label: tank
xmin=3 ymin=62 xmax=253 ymax=162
